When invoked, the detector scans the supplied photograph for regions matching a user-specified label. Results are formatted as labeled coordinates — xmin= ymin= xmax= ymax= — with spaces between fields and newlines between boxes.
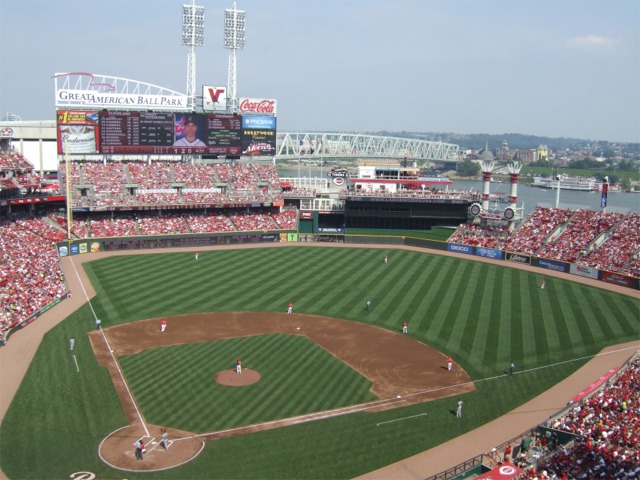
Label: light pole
xmin=555 ymin=175 xmax=561 ymax=209
xmin=224 ymin=2 xmax=246 ymax=113
xmin=182 ymin=0 xmax=205 ymax=111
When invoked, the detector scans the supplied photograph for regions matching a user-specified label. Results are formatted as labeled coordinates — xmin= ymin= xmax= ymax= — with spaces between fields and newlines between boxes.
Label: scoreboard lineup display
xmin=56 ymin=110 xmax=275 ymax=156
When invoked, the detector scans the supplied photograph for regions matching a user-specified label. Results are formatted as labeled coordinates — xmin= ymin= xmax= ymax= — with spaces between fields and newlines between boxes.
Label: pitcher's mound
xmin=215 ymin=369 xmax=261 ymax=386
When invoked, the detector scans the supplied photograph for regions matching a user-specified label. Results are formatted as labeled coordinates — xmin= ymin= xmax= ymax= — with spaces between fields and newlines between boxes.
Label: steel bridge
xmin=276 ymin=132 xmax=461 ymax=163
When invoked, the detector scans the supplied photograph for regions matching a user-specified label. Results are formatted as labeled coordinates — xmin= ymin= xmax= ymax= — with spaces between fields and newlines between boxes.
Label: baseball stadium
xmin=1 ymin=4 xmax=639 ymax=480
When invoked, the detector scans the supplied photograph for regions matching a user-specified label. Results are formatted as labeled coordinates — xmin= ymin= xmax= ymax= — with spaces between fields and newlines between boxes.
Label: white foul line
xmin=376 ymin=412 xmax=427 ymax=427
xmin=69 ymin=256 xmax=150 ymax=438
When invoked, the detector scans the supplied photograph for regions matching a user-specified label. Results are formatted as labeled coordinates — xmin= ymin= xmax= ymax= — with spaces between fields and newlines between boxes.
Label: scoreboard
xmin=99 ymin=112 xmax=175 ymax=152
xmin=98 ymin=111 xmax=243 ymax=155
xmin=55 ymin=110 xmax=273 ymax=156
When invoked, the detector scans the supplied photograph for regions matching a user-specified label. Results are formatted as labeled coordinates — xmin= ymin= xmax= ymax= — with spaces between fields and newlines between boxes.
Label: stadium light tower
xmin=224 ymin=2 xmax=246 ymax=113
xmin=182 ymin=0 xmax=205 ymax=111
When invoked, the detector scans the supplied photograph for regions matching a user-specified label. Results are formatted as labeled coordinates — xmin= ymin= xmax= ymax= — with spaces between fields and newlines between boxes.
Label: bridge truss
xmin=276 ymin=132 xmax=461 ymax=163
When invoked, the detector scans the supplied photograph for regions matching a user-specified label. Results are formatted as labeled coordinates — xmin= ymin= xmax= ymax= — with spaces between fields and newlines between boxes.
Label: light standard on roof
xmin=555 ymin=175 xmax=561 ymax=209
xmin=224 ymin=2 xmax=246 ymax=113
xmin=182 ymin=0 xmax=205 ymax=111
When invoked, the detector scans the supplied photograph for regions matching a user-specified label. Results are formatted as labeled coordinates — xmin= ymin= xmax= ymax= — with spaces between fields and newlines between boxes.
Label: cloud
xmin=566 ymin=35 xmax=620 ymax=50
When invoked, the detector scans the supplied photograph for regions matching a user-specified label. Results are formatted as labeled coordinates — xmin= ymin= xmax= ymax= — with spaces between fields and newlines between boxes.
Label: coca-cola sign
xmin=238 ymin=98 xmax=277 ymax=116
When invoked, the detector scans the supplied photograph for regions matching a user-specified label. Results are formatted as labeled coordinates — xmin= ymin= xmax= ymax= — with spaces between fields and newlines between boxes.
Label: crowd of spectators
xmin=449 ymin=207 xmax=639 ymax=277
xmin=576 ymin=213 xmax=640 ymax=278
xmin=501 ymin=207 xmax=574 ymax=255
xmin=447 ymin=223 xmax=510 ymax=248
xmin=536 ymin=209 xmax=624 ymax=263
xmin=515 ymin=355 xmax=640 ymax=479
xmin=0 ymin=214 xmax=68 ymax=342
xmin=57 ymin=160 xmax=284 ymax=208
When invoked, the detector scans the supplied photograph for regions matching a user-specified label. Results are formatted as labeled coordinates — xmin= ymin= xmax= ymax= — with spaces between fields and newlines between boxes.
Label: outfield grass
xmin=1 ymin=246 xmax=638 ymax=479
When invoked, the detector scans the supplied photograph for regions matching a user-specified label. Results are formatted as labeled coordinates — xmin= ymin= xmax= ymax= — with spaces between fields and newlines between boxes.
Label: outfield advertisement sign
xmin=475 ymin=247 xmax=502 ymax=259
xmin=505 ymin=252 xmax=532 ymax=265
xmin=600 ymin=271 xmax=637 ymax=289
xmin=447 ymin=244 xmax=473 ymax=255
xmin=570 ymin=264 xmax=599 ymax=280
xmin=537 ymin=258 xmax=569 ymax=273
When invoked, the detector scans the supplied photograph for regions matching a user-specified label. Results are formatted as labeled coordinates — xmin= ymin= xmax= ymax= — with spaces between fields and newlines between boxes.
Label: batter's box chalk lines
xmin=376 ymin=412 xmax=427 ymax=427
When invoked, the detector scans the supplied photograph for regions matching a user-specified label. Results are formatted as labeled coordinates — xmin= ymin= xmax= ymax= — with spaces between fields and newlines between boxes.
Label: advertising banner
xmin=475 ymin=247 xmax=503 ymax=259
xmin=56 ymin=110 xmax=99 ymax=154
xmin=238 ymin=98 xmax=277 ymax=116
xmin=447 ymin=244 xmax=473 ymax=255
xmin=537 ymin=258 xmax=569 ymax=273
xmin=569 ymin=264 xmax=599 ymax=280
xmin=241 ymin=128 xmax=276 ymax=156
xmin=241 ymin=115 xmax=276 ymax=130
xmin=600 ymin=271 xmax=637 ymax=289
xmin=505 ymin=252 xmax=532 ymax=265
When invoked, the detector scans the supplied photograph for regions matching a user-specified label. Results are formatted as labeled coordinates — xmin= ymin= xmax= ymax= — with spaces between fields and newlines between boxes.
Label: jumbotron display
xmin=99 ymin=111 xmax=242 ymax=155
xmin=56 ymin=110 xmax=276 ymax=156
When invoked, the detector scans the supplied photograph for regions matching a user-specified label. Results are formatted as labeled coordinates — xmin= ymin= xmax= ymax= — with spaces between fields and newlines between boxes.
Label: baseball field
xmin=1 ymin=244 xmax=638 ymax=479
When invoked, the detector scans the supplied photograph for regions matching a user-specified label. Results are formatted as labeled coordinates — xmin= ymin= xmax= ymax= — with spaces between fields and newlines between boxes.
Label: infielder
xmin=402 ymin=320 xmax=408 ymax=333
xmin=447 ymin=356 xmax=453 ymax=371
xmin=161 ymin=319 xmax=167 ymax=333
xmin=287 ymin=302 xmax=293 ymax=314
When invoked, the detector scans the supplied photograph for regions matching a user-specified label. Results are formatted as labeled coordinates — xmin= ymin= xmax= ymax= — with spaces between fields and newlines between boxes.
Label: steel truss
xmin=276 ymin=132 xmax=460 ymax=163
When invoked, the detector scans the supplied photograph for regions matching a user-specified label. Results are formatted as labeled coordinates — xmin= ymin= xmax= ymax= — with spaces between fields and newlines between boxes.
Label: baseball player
xmin=287 ymin=302 xmax=293 ymax=314
xmin=402 ymin=320 xmax=408 ymax=334
xmin=384 ymin=255 xmax=388 ymax=264
xmin=195 ymin=251 xmax=199 ymax=260
xmin=69 ymin=337 xmax=75 ymax=351
xmin=236 ymin=358 xmax=242 ymax=374
xmin=161 ymin=319 xmax=167 ymax=333
xmin=540 ymin=279 xmax=545 ymax=290
xmin=365 ymin=299 xmax=372 ymax=311
xmin=447 ymin=356 xmax=453 ymax=371
xmin=456 ymin=399 xmax=464 ymax=418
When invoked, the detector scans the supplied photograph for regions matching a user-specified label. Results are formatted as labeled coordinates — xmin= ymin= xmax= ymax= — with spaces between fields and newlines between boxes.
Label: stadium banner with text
xmin=505 ymin=252 xmax=532 ymax=265
xmin=600 ymin=271 xmax=638 ymax=289
xmin=569 ymin=264 xmax=599 ymax=280
xmin=447 ymin=243 xmax=474 ymax=255
xmin=56 ymin=89 xmax=188 ymax=111
xmin=56 ymin=110 xmax=99 ymax=154
xmin=475 ymin=247 xmax=502 ymax=259
xmin=241 ymin=115 xmax=277 ymax=130
xmin=536 ymin=257 xmax=569 ymax=273
xmin=238 ymin=98 xmax=277 ymax=116
xmin=241 ymin=128 xmax=276 ymax=156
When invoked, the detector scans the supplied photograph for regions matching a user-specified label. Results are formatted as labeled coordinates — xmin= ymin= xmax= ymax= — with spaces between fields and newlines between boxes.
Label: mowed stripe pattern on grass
xmin=2 ymin=246 xmax=638 ymax=480
xmin=118 ymin=333 xmax=377 ymax=433
xmin=87 ymin=247 xmax=639 ymax=380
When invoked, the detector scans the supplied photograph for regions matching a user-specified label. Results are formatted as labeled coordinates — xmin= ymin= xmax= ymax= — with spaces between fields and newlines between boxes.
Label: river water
xmin=277 ymin=169 xmax=639 ymax=217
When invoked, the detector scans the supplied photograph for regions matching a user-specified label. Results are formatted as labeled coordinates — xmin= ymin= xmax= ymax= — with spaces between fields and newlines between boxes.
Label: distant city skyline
xmin=0 ymin=0 xmax=638 ymax=143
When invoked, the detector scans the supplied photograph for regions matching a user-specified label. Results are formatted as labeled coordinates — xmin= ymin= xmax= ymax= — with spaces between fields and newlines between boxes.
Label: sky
xmin=0 ymin=0 xmax=638 ymax=143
